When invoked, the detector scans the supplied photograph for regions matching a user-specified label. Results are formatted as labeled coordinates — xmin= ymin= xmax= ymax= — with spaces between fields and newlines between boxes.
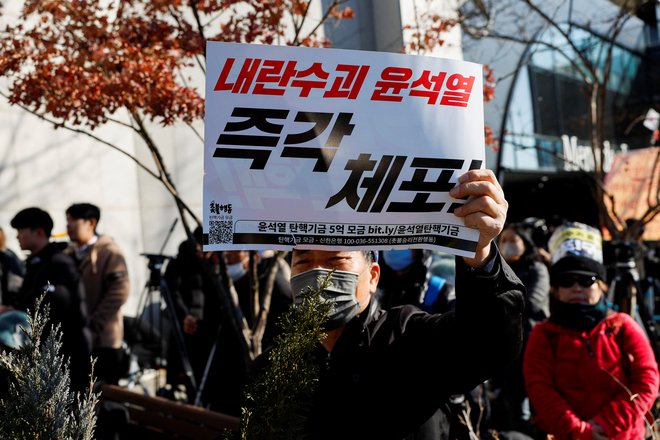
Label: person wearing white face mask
xmin=277 ymin=169 xmax=526 ymax=440
xmin=225 ymin=251 xmax=249 ymax=281
xmin=490 ymin=223 xmax=551 ymax=435
xmin=497 ymin=224 xmax=550 ymax=333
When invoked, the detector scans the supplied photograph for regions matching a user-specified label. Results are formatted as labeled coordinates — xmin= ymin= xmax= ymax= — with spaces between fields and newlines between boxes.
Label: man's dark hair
xmin=10 ymin=207 xmax=54 ymax=237
xmin=66 ymin=203 xmax=101 ymax=224
xmin=362 ymin=251 xmax=377 ymax=264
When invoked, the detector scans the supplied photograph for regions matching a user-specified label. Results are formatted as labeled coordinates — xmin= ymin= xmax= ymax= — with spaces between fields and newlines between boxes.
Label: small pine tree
xmin=228 ymin=271 xmax=334 ymax=440
xmin=0 ymin=294 xmax=99 ymax=440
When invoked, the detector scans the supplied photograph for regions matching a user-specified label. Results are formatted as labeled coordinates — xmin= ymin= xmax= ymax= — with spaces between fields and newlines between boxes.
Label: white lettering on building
xmin=561 ymin=135 xmax=628 ymax=172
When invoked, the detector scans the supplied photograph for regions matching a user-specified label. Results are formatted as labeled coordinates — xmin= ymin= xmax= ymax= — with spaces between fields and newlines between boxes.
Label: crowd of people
xmin=0 ymin=169 xmax=658 ymax=439
xmin=368 ymin=218 xmax=660 ymax=439
xmin=0 ymin=204 xmax=129 ymax=392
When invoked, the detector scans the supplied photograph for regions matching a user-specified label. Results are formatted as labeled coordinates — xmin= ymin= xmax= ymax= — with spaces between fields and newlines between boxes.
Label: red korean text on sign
xmin=440 ymin=74 xmax=475 ymax=107
xmin=370 ymin=66 xmax=475 ymax=107
xmin=323 ymin=64 xmax=370 ymax=99
xmin=214 ymin=58 xmax=369 ymax=99
xmin=370 ymin=67 xmax=413 ymax=102
xmin=253 ymin=60 xmax=298 ymax=95
xmin=409 ymin=70 xmax=447 ymax=105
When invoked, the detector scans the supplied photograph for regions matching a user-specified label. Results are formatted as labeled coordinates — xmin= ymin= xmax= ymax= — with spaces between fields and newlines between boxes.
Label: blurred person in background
xmin=207 ymin=249 xmax=292 ymax=414
xmin=165 ymin=227 xmax=224 ymax=404
xmin=0 ymin=226 xmax=25 ymax=306
xmin=9 ymin=207 xmax=91 ymax=392
xmin=378 ymin=249 xmax=455 ymax=313
xmin=498 ymin=223 xmax=550 ymax=340
xmin=490 ymin=223 xmax=550 ymax=435
xmin=66 ymin=203 xmax=130 ymax=386
xmin=166 ymin=241 xmax=293 ymax=414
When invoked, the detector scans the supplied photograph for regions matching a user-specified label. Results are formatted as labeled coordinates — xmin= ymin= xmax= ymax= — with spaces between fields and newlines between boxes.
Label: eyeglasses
xmin=556 ymin=274 xmax=597 ymax=288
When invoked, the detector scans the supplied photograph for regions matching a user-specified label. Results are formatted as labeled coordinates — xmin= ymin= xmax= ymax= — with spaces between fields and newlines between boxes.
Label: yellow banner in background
xmin=548 ymin=222 xmax=603 ymax=263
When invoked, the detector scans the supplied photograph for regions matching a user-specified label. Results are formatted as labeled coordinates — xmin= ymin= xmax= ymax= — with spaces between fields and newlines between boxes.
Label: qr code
xmin=209 ymin=220 xmax=233 ymax=244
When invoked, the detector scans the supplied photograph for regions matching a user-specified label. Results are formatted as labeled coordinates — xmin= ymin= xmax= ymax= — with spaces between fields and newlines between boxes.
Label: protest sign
xmin=548 ymin=222 xmax=604 ymax=264
xmin=203 ymin=42 xmax=485 ymax=257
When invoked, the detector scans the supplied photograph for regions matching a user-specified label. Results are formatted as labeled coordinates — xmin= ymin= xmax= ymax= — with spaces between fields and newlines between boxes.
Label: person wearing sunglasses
xmin=523 ymin=254 xmax=659 ymax=440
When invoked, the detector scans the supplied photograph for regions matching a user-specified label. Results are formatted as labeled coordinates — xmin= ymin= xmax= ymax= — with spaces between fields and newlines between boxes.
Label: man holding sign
xmin=287 ymin=168 xmax=523 ymax=439
xmin=204 ymin=42 xmax=524 ymax=438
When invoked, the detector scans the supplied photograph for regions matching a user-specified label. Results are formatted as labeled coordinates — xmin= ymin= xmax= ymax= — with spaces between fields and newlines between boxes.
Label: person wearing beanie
xmin=523 ymin=253 xmax=659 ymax=440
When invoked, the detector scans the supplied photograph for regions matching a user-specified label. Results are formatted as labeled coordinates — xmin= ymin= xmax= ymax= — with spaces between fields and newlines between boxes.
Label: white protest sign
xmin=203 ymin=42 xmax=485 ymax=257
xmin=548 ymin=222 xmax=604 ymax=264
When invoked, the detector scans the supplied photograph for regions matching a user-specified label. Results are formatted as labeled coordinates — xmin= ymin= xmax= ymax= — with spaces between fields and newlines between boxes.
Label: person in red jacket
xmin=523 ymin=254 xmax=659 ymax=440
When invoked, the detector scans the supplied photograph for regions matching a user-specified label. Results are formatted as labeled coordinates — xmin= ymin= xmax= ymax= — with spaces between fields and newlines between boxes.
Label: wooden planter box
xmin=99 ymin=384 xmax=240 ymax=440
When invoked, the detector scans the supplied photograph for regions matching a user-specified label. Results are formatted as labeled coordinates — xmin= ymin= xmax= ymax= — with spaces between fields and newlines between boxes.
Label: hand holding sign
xmin=450 ymin=169 xmax=508 ymax=267
xmin=205 ymin=42 xmax=487 ymax=257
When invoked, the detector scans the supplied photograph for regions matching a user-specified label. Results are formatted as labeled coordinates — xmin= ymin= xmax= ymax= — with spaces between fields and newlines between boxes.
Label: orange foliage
xmin=402 ymin=4 xmax=499 ymax=152
xmin=0 ymin=0 xmax=353 ymax=128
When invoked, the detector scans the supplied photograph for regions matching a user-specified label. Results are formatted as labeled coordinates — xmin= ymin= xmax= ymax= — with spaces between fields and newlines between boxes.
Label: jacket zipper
xmin=586 ymin=338 xmax=594 ymax=357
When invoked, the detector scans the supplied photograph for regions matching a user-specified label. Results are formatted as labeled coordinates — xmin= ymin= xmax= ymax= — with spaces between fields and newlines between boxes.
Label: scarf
xmin=549 ymin=295 xmax=609 ymax=331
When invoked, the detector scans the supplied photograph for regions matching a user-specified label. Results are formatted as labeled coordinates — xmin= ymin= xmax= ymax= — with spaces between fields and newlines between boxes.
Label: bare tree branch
xmin=217 ymin=252 xmax=253 ymax=365
xmin=297 ymin=0 xmax=347 ymax=45
xmin=131 ymin=111 xmax=201 ymax=235
xmin=521 ymin=0 xmax=596 ymax=77
xmin=252 ymin=251 xmax=288 ymax=358
xmin=0 ymin=92 xmax=162 ymax=179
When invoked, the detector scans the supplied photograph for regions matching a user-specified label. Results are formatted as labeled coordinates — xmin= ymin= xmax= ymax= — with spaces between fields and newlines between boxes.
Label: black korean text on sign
xmin=388 ymin=158 xmax=463 ymax=212
xmin=214 ymin=107 xmax=289 ymax=170
xmin=209 ymin=201 xmax=233 ymax=214
xmin=281 ymin=112 xmax=355 ymax=172
xmin=214 ymin=107 xmax=355 ymax=171
xmin=326 ymin=156 xmax=483 ymax=213
xmin=326 ymin=154 xmax=407 ymax=212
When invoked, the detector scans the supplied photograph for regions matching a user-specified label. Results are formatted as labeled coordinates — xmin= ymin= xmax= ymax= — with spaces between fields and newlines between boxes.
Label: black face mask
xmin=549 ymin=295 xmax=609 ymax=331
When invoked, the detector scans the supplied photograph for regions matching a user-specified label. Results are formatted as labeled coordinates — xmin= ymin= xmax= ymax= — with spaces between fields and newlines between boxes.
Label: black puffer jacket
xmin=15 ymin=242 xmax=92 ymax=391
xmin=307 ymin=251 xmax=525 ymax=440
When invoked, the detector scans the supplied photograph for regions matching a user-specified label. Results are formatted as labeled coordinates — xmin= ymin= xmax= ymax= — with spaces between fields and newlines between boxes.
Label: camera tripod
xmin=128 ymin=219 xmax=198 ymax=400
xmin=606 ymin=241 xmax=660 ymax=361
xmin=131 ymin=253 xmax=198 ymax=399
